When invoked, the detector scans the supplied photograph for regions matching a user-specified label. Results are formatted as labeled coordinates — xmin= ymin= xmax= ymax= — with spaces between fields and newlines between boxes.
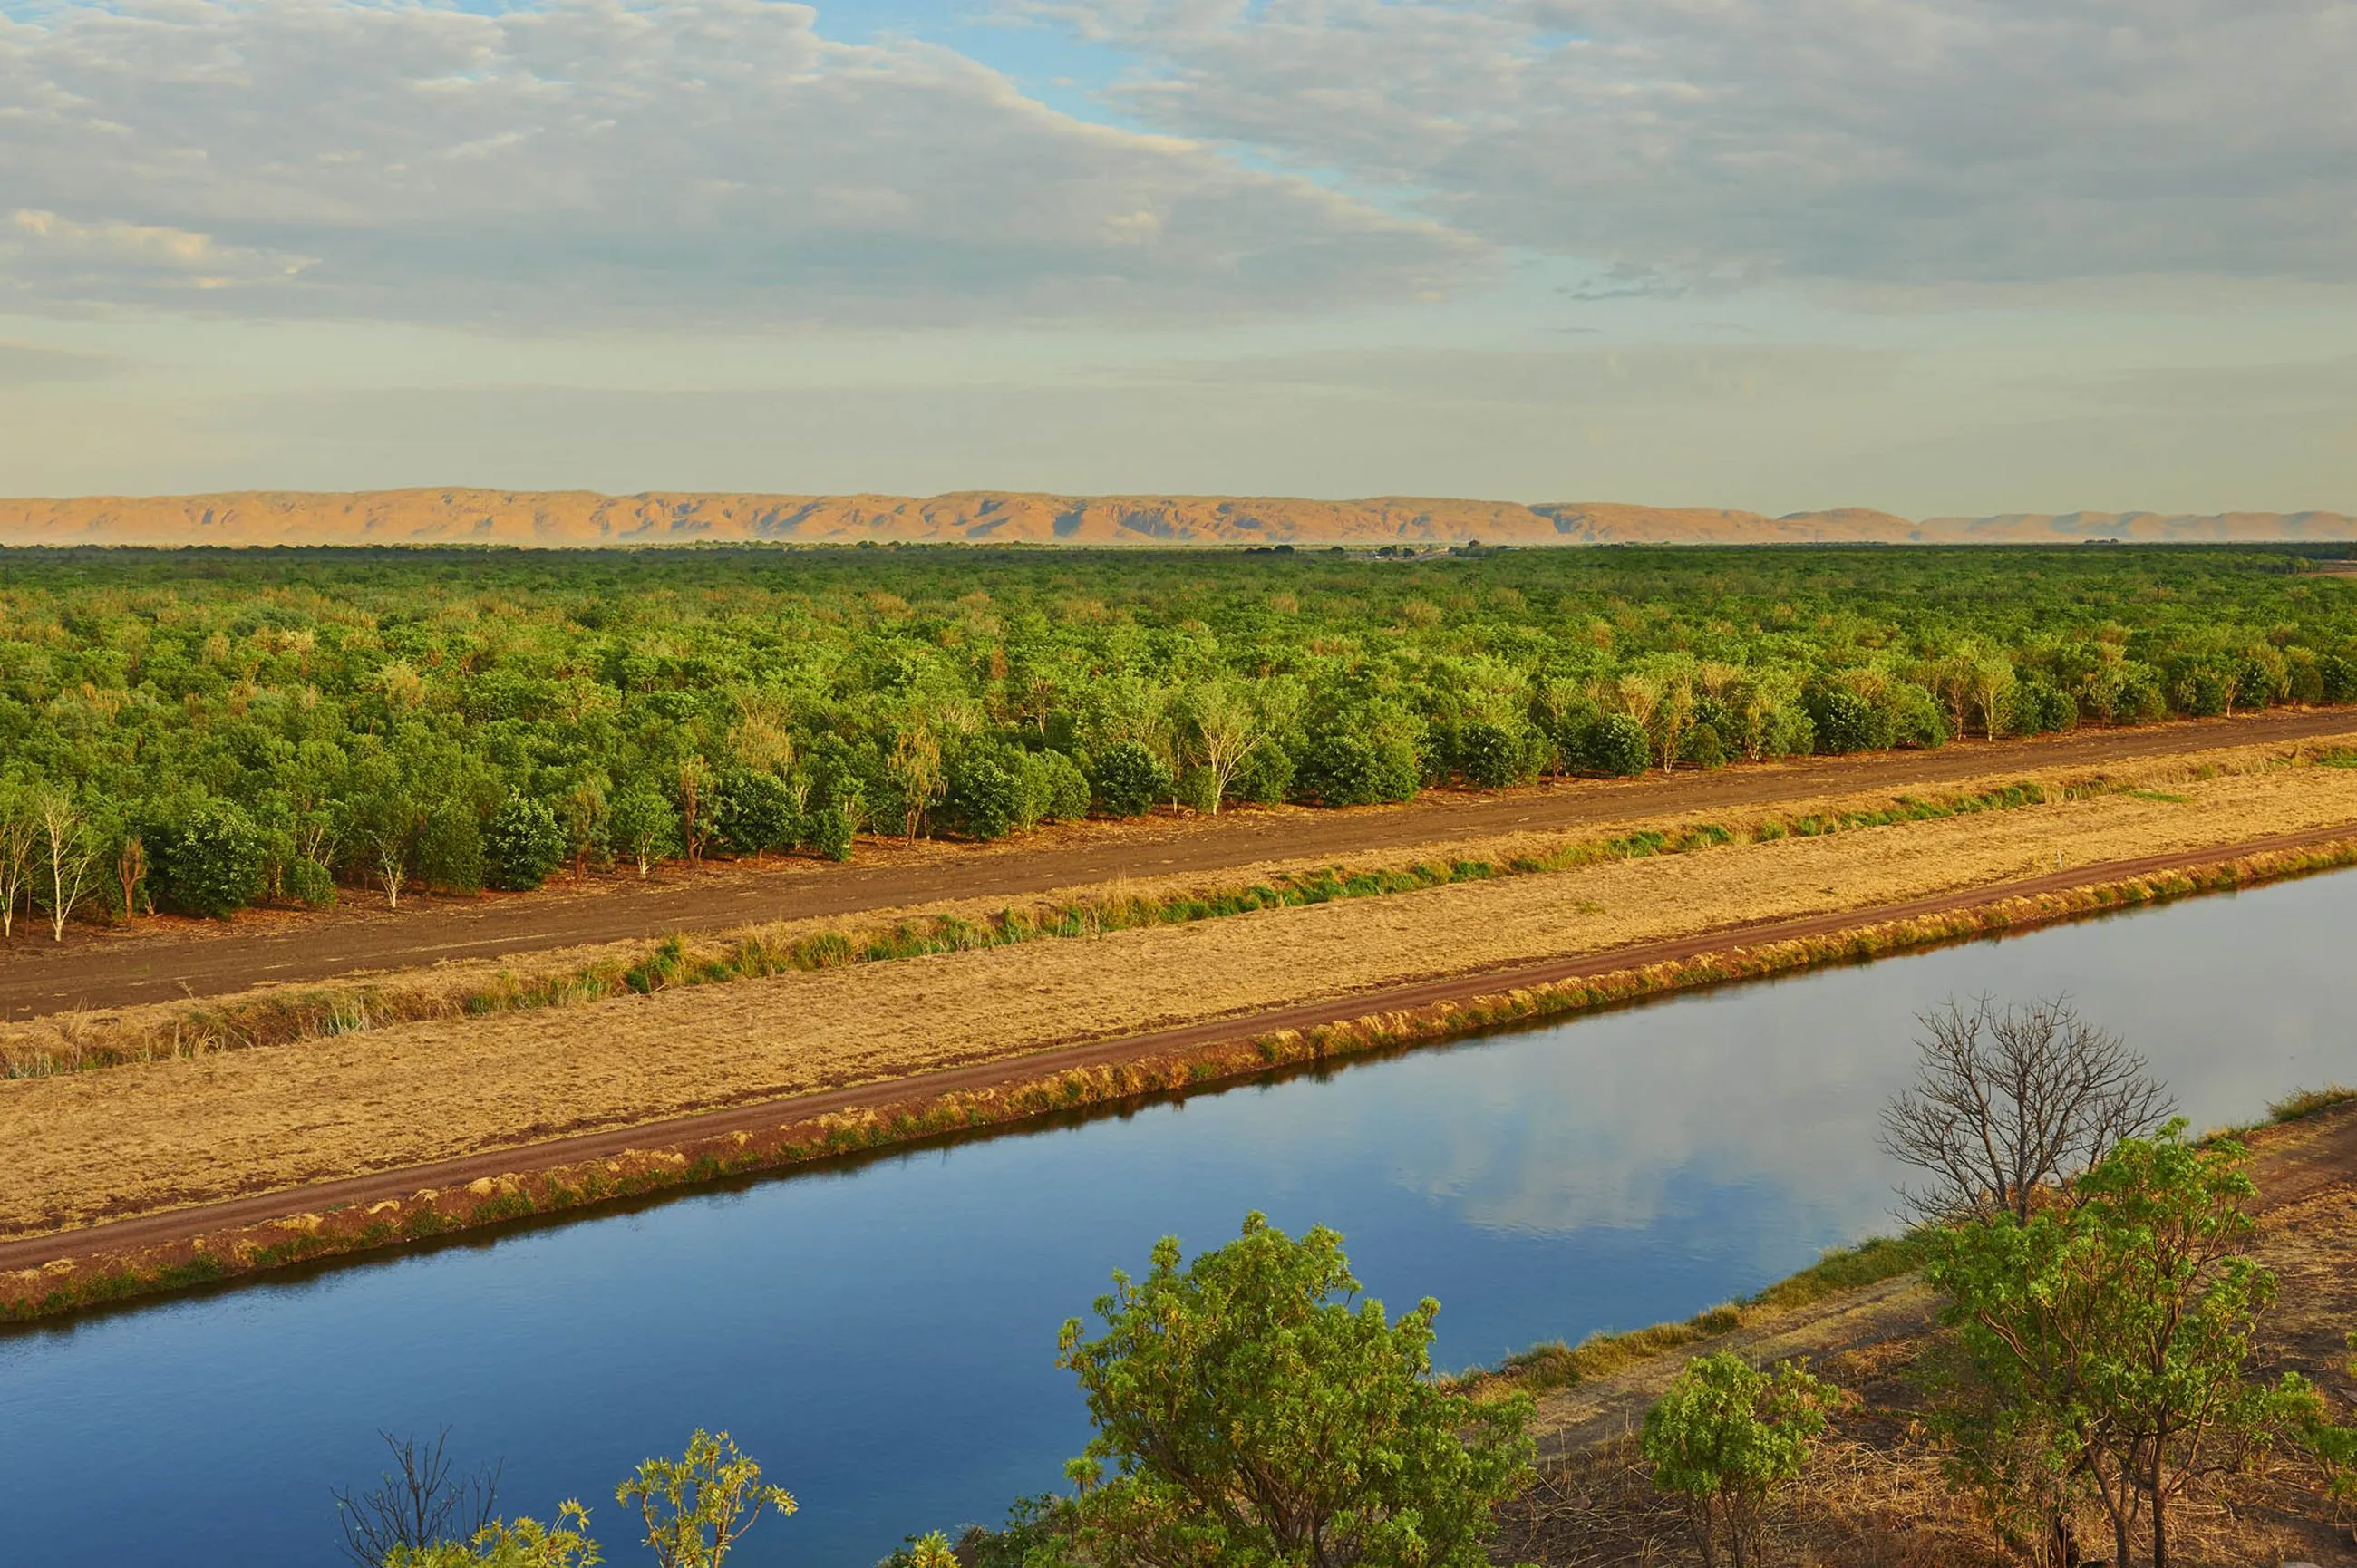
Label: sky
xmin=2 ymin=0 xmax=2354 ymax=514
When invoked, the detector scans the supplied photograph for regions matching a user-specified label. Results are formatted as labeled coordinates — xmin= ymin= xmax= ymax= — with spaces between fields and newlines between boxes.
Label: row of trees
xmin=5 ymin=544 xmax=2353 ymax=930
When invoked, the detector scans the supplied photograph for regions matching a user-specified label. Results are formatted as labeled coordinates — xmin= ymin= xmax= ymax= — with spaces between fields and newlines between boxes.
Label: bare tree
xmin=1880 ymin=995 xmax=2173 ymax=1224
xmin=676 ymin=753 xmax=714 ymax=863
xmin=1179 ymin=679 xmax=1267 ymax=814
xmin=35 ymin=789 xmax=99 ymax=943
xmin=333 ymin=1428 xmax=503 ymax=1567
xmin=113 ymin=830 xmax=148 ymax=924
xmin=0 ymin=787 xmax=35 ymax=939
xmin=886 ymin=722 xmax=944 ymax=842
xmin=368 ymin=824 xmax=409 ymax=910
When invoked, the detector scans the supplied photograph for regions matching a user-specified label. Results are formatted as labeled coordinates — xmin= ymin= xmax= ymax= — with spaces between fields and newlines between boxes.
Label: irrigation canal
xmin=5 ymin=871 xmax=2354 ymax=1564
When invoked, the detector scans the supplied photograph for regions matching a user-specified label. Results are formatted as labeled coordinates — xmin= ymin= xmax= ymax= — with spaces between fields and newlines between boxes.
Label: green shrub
xmin=413 ymin=806 xmax=485 ymax=895
xmin=1808 ymin=687 xmax=1884 ymax=754
xmin=1089 ymin=740 xmax=1170 ymax=818
xmin=1885 ymin=681 xmax=1950 ymax=749
xmin=1225 ymin=737 xmax=1296 ymax=805
xmin=806 ymin=802 xmax=855 ymax=861
xmin=1298 ymin=731 xmax=1421 ymax=805
xmin=714 ymin=770 xmax=800 ymax=857
xmin=483 ymin=796 xmax=567 ymax=890
xmin=1455 ymin=719 xmax=1532 ymax=788
xmin=286 ymin=857 xmax=338 ymax=910
xmin=1579 ymin=712 xmax=1652 ymax=776
xmin=2006 ymin=677 xmax=2079 ymax=735
xmin=1680 ymin=721 xmax=1728 ymax=769
xmin=147 ymin=798 xmax=268 ymax=918
xmin=1022 ymin=748 xmax=1093 ymax=822
xmin=946 ymin=749 xmax=1023 ymax=839
xmin=1643 ymin=1352 xmax=1838 ymax=1568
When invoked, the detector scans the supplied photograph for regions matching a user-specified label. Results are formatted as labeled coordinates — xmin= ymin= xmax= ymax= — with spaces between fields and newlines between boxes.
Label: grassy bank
xmin=10 ymin=828 xmax=2357 ymax=1325
xmin=0 ymin=771 xmax=2176 ymax=1080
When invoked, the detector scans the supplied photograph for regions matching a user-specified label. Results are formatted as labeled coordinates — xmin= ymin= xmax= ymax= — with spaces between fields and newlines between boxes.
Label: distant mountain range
xmin=1 ymin=489 xmax=2352 ymax=547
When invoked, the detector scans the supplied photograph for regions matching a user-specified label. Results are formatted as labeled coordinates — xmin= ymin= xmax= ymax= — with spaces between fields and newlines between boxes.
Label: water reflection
xmin=0 ymin=874 xmax=2349 ymax=1567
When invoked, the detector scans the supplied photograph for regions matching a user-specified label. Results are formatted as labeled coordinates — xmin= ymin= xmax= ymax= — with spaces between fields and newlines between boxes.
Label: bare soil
xmin=4 ymin=708 xmax=2354 ymax=1019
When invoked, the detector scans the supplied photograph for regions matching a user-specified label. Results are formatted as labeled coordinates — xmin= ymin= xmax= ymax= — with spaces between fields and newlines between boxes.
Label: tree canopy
xmin=4 ymin=541 xmax=2352 ymax=927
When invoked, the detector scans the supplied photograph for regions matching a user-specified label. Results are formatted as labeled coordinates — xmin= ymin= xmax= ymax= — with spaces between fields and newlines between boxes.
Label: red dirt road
xmin=8 ymin=818 xmax=2353 ymax=1273
xmin=5 ymin=709 xmax=2354 ymax=1020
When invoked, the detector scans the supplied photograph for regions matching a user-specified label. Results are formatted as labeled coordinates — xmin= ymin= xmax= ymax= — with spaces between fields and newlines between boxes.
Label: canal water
xmin=3 ymin=874 xmax=2352 ymax=1565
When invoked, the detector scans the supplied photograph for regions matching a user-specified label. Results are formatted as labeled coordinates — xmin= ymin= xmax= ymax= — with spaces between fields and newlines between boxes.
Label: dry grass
xmin=5 ymin=756 xmax=2357 ymax=1240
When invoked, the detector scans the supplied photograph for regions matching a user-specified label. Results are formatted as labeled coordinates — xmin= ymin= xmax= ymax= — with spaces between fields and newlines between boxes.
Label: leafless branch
xmin=1879 ymin=994 xmax=2173 ymax=1225
xmin=333 ymin=1427 xmax=503 ymax=1566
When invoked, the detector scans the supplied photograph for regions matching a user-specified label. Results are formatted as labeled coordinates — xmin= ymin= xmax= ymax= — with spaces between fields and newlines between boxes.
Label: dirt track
xmin=7 ymin=818 xmax=2352 ymax=1275
xmin=4 ymin=709 xmax=2354 ymax=1019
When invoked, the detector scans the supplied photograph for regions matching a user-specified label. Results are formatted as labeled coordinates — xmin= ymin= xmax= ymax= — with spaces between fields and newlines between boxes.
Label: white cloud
xmin=1028 ymin=0 xmax=2357 ymax=289
xmin=0 ymin=0 xmax=1477 ymax=325
xmin=5 ymin=208 xmax=315 ymax=298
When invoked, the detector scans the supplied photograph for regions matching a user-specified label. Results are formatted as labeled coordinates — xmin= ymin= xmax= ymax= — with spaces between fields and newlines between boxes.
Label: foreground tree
xmin=1927 ymin=1122 xmax=2317 ymax=1568
xmin=609 ymin=784 xmax=677 ymax=879
xmin=336 ymin=1428 xmax=505 ymax=1568
xmin=617 ymin=1430 xmax=795 ymax=1568
xmin=385 ymin=1505 xmax=601 ymax=1568
xmin=352 ymin=1431 xmax=791 ymax=1568
xmin=1050 ymin=1212 xmax=1532 ymax=1568
xmin=1881 ymin=995 xmax=2173 ymax=1224
xmin=1641 ymin=1353 xmax=1838 ymax=1568
xmin=886 ymin=724 xmax=946 ymax=842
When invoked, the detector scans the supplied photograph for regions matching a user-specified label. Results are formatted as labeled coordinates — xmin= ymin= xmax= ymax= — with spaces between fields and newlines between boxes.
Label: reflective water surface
xmin=4 ymin=874 xmax=2352 ymax=1565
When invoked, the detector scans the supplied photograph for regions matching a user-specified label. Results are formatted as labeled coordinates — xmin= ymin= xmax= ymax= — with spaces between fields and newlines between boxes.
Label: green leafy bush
xmin=147 ymin=797 xmax=268 ymax=918
xmin=1300 ymin=728 xmax=1421 ymax=806
xmin=1642 ymin=1352 xmax=1838 ymax=1568
xmin=1023 ymin=748 xmax=1093 ymax=822
xmin=805 ymin=803 xmax=855 ymax=862
xmin=287 ymin=857 xmax=338 ymax=910
xmin=1051 ymin=1213 xmax=1532 ymax=1568
xmin=1807 ymin=687 xmax=1885 ymax=754
xmin=1454 ymin=719 xmax=1532 ymax=788
xmin=484 ymin=796 xmax=567 ymax=891
xmin=1225 ymin=738 xmax=1295 ymax=805
xmin=1579 ymin=713 xmax=1652 ymax=776
xmin=1087 ymin=740 xmax=1169 ymax=818
xmin=946 ymin=749 xmax=1023 ymax=839
xmin=713 ymin=771 xmax=800 ymax=857
xmin=415 ymin=806 xmax=485 ymax=895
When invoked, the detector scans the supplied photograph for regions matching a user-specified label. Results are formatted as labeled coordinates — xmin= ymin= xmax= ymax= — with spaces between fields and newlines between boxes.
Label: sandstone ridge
xmin=1 ymin=490 xmax=2352 ymax=547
